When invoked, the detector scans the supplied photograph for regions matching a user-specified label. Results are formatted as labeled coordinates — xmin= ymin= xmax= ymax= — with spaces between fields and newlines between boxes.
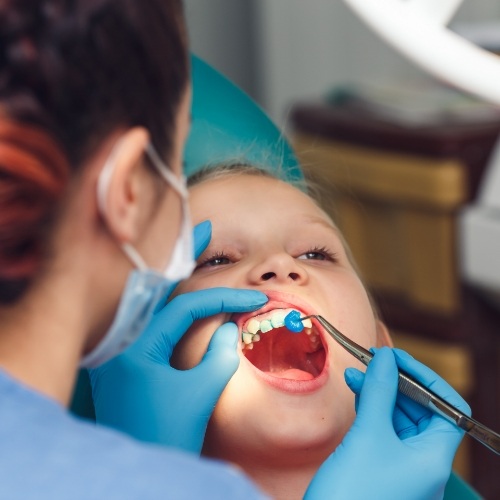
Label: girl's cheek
xmin=172 ymin=278 xmax=199 ymax=295
xmin=171 ymin=326 xmax=208 ymax=369
xmin=169 ymin=274 xmax=212 ymax=301
xmin=171 ymin=315 xmax=226 ymax=369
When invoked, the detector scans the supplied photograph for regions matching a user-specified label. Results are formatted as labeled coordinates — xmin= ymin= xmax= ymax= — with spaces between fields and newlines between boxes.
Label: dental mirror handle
xmin=308 ymin=315 xmax=500 ymax=455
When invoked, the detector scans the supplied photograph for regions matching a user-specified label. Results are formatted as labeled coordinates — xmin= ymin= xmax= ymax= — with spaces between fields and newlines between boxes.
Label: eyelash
xmin=197 ymin=251 xmax=233 ymax=269
xmin=298 ymin=246 xmax=336 ymax=262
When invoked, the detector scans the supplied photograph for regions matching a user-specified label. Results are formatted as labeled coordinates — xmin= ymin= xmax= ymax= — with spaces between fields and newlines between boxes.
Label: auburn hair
xmin=0 ymin=119 xmax=69 ymax=301
xmin=0 ymin=0 xmax=189 ymax=303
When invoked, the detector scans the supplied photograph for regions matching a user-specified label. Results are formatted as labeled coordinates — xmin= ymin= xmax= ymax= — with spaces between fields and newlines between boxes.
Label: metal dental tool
xmin=300 ymin=314 xmax=500 ymax=455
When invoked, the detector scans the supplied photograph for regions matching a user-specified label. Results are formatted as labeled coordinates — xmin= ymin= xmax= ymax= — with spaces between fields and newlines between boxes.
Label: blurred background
xmin=184 ymin=0 xmax=500 ymax=123
xmin=184 ymin=1 xmax=500 ymax=497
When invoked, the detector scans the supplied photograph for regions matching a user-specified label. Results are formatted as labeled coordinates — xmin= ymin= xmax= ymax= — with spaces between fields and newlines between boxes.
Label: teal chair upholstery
xmin=185 ymin=55 xmax=302 ymax=181
xmin=444 ymin=471 xmax=482 ymax=499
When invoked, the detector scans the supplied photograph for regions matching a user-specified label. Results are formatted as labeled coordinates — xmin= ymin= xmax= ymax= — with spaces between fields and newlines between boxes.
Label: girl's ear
xmin=375 ymin=319 xmax=393 ymax=348
xmin=99 ymin=127 xmax=151 ymax=244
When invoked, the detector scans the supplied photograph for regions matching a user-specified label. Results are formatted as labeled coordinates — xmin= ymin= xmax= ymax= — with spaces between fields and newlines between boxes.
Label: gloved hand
xmin=305 ymin=347 xmax=470 ymax=500
xmin=89 ymin=221 xmax=268 ymax=454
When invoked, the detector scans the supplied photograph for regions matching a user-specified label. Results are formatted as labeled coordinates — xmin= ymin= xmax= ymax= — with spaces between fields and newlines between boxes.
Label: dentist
xmin=0 ymin=1 xmax=467 ymax=499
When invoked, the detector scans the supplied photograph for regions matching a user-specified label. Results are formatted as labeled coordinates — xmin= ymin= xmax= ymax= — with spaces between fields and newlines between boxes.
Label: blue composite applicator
xmin=284 ymin=310 xmax=305 ymax=333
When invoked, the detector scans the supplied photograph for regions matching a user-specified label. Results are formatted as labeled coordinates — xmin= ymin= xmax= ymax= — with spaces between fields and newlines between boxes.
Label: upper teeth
xmin=242 ymin=309 xmax=313 ymax=346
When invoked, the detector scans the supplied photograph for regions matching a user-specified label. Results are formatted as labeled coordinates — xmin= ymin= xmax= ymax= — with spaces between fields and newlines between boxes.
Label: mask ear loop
xmin=145 ymin=143 xmax=188 ymax=198
xmin=96 ymin=137 xmax=149 ymax=271
xmin=96 ymin=138 xmax=123 ymax=215
xmin=145 ymin=143 xmax=195 ymax=280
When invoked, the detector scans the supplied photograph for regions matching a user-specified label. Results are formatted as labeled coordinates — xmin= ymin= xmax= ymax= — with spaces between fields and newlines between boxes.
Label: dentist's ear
xmin=98 ymin=127 xmax=151 ymax=244
xmin=376 ymin=320 xmax=393 ymax=348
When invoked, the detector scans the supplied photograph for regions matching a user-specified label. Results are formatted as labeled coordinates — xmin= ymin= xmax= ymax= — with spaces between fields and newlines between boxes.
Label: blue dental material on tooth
xmin=284 ymin=310 xmax=304 ymax=333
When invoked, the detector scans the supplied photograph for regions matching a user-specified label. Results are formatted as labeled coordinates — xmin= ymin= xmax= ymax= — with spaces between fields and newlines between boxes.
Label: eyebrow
xmin=303 ymin=215 xmax=339 ymax=234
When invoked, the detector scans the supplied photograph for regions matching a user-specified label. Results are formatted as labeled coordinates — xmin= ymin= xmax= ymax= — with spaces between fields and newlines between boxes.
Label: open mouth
xmin=241 ymin=308 xmax=327 ymax=381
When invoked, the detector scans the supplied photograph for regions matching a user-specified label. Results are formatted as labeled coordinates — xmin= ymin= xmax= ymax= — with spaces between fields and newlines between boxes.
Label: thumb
xmin=354 ymin=347 xmax=399 ymax=430
xmin=193 ymin=220 xmax=212 ymax=258
xmin=194 ymin=322 xmax=240 ymax=399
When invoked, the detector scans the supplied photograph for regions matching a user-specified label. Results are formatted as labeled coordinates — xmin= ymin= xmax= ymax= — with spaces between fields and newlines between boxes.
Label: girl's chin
xmin=203 ymin=421 xmax=343 ymax=466
xmin=208 ymin=396 xmax=347 ymax=450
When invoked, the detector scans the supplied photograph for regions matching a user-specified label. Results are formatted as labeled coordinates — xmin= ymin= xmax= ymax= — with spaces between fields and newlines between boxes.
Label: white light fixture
xmin=342 ymin=0 xmax=500 ymax=106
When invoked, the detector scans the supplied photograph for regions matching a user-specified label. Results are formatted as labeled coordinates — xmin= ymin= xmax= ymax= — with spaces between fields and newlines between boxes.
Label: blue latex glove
xmin=89 ymin=221 xmax=268 ymax=454
xmin=305 ymin=347 xmax=470 ymax=500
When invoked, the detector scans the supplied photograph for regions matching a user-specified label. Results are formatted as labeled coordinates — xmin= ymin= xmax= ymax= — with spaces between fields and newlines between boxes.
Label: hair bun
xmin=0 ymin=118 xmax=69 ymax=298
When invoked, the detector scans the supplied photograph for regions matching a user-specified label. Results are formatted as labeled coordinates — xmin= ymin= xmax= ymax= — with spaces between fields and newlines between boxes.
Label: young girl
xmin=171 ymin=164 xmax=393 ymax=500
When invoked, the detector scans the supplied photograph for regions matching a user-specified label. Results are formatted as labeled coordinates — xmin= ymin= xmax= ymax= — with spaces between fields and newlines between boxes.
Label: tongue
xmin=267 ymin=368 xmax=315 ymax=381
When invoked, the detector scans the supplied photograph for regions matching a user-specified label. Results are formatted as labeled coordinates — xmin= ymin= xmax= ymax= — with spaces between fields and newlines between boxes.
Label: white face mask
xmin=80 ymin=140 xmax=195 ymax=369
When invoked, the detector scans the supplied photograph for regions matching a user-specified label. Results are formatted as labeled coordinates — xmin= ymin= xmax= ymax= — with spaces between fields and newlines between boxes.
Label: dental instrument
xmin=283 ymin=310 xmax=500 ymax=455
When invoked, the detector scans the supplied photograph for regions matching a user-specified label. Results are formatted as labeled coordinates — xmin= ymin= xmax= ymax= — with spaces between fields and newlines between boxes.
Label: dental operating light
xmin=342 ymin=0 xmax=500 ymax=106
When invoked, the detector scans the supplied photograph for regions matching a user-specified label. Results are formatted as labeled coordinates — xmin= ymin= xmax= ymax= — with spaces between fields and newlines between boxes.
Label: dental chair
xmin=71 ymin=54 xmax=478 ymax=499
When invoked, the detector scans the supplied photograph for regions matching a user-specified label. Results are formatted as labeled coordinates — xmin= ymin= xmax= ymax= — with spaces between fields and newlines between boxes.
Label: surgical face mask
xmin=80 ymin=140 xmax=195 ymax=368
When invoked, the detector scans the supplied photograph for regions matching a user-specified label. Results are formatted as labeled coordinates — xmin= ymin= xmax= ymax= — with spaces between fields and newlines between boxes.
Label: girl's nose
xmin=248 ymin=253 xmax=308 ymax=285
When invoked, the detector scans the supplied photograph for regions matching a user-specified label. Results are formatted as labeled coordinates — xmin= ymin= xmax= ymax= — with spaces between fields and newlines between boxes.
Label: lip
xmin=232 ymin=290 xmax=330 ymax=394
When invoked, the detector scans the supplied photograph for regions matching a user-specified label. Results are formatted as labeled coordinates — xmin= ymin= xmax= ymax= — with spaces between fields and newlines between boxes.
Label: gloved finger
xmin=394 ymin=391 xmax=435 ymax=439
xmin=353 ymin=347 xmax=399 ymax=431
xmin=344 ymin=367 xmax=363 ymax=392
xmin=368 ymin=348 xmax=435 ymax=428
xmin=189 ymin=322 xmax=240 ymax=403
xmin=393 ymin=391 xmax=435 ymax=431
xmin=344 ymin=367 xmax=363 ymax=412
xmin=346 ymin=366 xmax=419 ymax=439
xmin=202 ymin=321 xmax=240 ymax=369
xmin=391 ymin=349 xmax=469 ymax=452
xmin=392 ymin=349 xmax=471 ymax=416
xmin=154 ymin=287 xmax=268 ymax=348
xmin=193 ymin=220 xmax=212 ymax=258
xmin=370 ymin=347 xmax=468 ymax=428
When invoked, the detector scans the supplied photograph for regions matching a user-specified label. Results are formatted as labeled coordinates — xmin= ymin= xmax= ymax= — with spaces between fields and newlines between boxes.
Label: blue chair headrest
xmin=184 ymin=54 xmax=303 ymax=182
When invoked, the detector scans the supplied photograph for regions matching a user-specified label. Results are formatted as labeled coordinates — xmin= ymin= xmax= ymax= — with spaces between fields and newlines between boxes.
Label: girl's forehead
xmin=190 ymin=171 xmax=348 ymax=259
xmin=190 ymin=173 xmax=337 ymax=231
xmin=190 ymin=174 xmax=328 ymax=218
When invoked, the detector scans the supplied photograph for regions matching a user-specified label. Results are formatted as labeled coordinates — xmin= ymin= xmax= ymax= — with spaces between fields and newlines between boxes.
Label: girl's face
xmin=173 ymin=174 xmax=390 ymax=467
